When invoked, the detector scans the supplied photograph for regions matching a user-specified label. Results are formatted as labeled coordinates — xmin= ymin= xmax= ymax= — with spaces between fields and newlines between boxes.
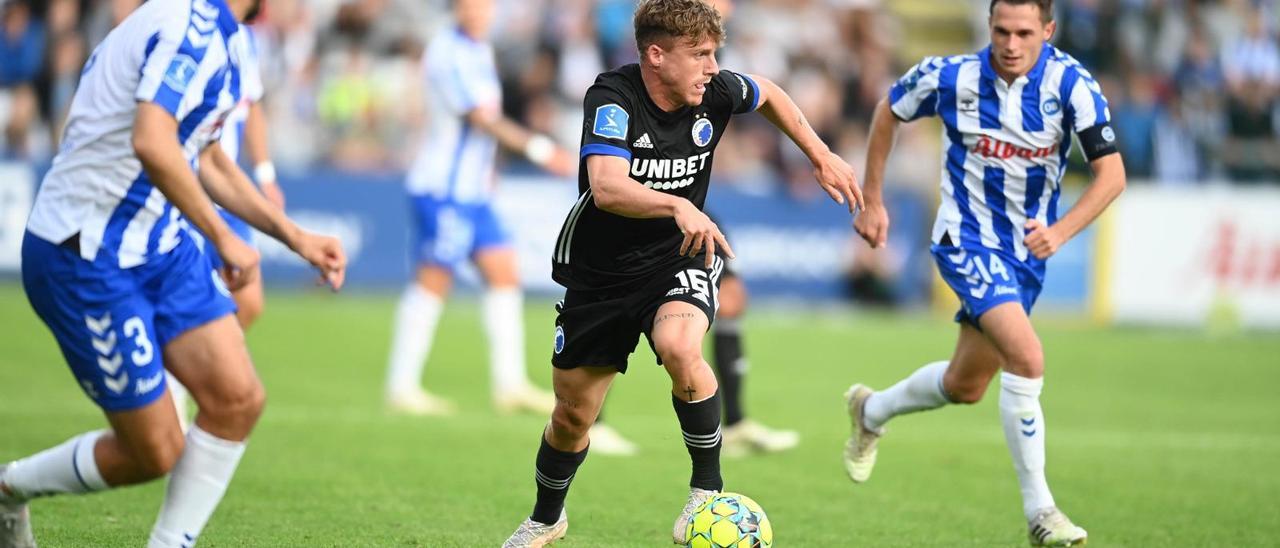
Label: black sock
xmin=530 ymin=435 xmax=588 ymax=525
xmin=672 ymin=392 xmax=723 ymax=491
xmin=713 ymin=323 xmax=746 ymax=427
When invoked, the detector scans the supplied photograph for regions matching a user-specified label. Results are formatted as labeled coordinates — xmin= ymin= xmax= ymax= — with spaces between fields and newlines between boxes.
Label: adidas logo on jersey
xmin=633 ymin=133 xmax=654 ymax=149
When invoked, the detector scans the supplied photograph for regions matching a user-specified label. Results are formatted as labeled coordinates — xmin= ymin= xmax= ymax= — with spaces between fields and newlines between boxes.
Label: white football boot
xmin=0 ymin=465 xmax=36 ymax=548
xmin=1028 ymin=507 xmax=1088 ymax=546
xmin=672 ymin=488 xmax=718 ymax=544
xmin=843 ymin=383 xmax=881 ymax=483
xmin=502 ymin=510 xmax=567 ymax=548
xmin=386 ymin=389 xmax=456 ymax=416
xmin=494 ymin=384 xmax=556 ymax=415
xmin=586 ymin=423 xmax=639 ymax=457
xmin=721 ymin=419 xmax=799 ymax=457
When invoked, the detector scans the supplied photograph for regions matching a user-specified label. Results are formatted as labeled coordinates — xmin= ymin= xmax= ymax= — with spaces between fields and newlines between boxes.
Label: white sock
xmin=863 ymin=361 xmax=952 ymax=431
xmin=385 ymin=284 xmax=443 ymax=396
xmin=483 ymin=287 xmax=527 ymax=394
xmin=999 ymin=371 xmax=1055 ymax=519
xmin=148 ymin=426 xmax=246 ymax=548
xmin=169 ymin=375 xmax=192 ymax=434
xmin=1 ymin=430 xmax=108 ymax=501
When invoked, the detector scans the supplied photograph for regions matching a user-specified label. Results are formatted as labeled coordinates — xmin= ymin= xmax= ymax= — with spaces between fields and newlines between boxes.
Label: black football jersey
xmin=551 ymin=64 xmax=760 ymax=292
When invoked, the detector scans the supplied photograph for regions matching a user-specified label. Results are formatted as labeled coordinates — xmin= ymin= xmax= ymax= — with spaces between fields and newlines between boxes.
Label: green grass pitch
xmin=2 ymin=283 xmax=1278 ymax=546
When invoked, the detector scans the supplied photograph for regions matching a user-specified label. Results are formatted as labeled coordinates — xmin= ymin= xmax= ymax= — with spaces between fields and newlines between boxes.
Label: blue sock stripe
xmin=71 ymin=437 xmax=92 ymax=492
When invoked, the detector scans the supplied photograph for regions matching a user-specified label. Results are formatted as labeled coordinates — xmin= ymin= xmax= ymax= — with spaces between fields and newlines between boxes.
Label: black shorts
xmin=551 ymin=255 xmax=725 ymax=373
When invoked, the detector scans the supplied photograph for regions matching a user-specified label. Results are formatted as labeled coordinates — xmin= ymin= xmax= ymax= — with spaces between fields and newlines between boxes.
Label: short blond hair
xmin=633 ymin=0 xmax=725 ymax=54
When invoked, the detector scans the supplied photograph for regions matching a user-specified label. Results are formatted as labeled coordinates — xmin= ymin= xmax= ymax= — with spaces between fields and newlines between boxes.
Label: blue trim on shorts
xmin=931 ymin=243 xmax=1043 ymax=326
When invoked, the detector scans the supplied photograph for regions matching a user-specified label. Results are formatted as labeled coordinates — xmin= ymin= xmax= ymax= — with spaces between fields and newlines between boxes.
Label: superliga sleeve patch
xmin=162 ymin=54 xmax=199 ymax=94
xmin=592 ymin=104 xmax=629 ymax=140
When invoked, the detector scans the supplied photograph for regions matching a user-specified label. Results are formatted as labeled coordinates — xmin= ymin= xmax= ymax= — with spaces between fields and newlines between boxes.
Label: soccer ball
xmin=683 ymin=492 xmax=772 ymax=548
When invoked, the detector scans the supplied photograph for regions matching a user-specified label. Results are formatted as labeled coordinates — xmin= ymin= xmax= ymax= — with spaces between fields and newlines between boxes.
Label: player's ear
xmin=1043 ymin=19 xmax=1056 ymax=42
xmin=645 ymin=43 xmax=664 ymax=68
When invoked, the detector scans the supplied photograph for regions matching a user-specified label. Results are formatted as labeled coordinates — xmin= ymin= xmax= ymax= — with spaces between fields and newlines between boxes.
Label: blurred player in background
xmin=587 ymin=0 xmax=799 ymax=460
xmin=843 ymin=0 xmax=1125 ymax=545
xmin=589 ymin=267 xmax=802 ymax=458
xmin=503 ymin=1 xmax=861 ymax=545
xmin=172 ymin=20 xmax=282 ymax=431
xmin=383 ymin=0 xmax=576 ymax=416
xmin=0 ymin=0 xmax=346 ymax=546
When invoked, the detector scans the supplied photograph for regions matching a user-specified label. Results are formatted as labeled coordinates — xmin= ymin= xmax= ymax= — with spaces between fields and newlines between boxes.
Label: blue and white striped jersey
xmin=405 ymin=27 xmax=501 ymax=203
xmin=217 ymin=24 xmax=264 ymax=164
xmin=26 ymin=0 xmax=248 ymax=268
xmin=890 ymin=45 xmax=1114 ymax=263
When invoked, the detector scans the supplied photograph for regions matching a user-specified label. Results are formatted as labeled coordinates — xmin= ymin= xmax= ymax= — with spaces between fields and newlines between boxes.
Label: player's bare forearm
xmin=467 ymin=107 xmax=570 ymax=174
xmin=586 ymin=154 xmax=682 ymax=219
xmin=199 ymin=145 xmax=301 ymax=248
xmin=468 ymin=108 xmax=534 ymax=153
xmin=245 ymin=102 xmax=271 ymax=167
xmin=132 ymin=102 xmax=234 ymax=247
xmin=752 ymin=75 xmax=829 ymax=162
xmin=863 ymin=98 xmax=902 ymax=206
xmin=1053 ymin=153 xmax=1126 ymax=241
xmin=755 ymin=74 xmax=863 ymax=212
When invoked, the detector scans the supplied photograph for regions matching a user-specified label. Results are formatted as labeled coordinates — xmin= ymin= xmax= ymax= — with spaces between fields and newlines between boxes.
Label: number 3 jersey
xmin=551 ymin=64 xmax=761 ymax=292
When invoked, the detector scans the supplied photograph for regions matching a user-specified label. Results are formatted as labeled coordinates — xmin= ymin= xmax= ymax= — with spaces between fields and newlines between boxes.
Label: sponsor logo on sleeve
xmin=163 ymin=55 xmax=199 ymax=93
xmin=592 ymin=104 xmax=629 ymax=140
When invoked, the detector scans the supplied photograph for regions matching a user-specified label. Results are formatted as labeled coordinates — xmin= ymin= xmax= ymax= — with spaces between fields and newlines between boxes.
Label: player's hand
xmin=545 ymin=148 xmax=577 ymax=178
xmin=1023 ymin=219 xmax=1064 ymax=260
xmin=291 ymin=232 xmax=347 ymax=291
xmin=854 ymin=201 xmax=890 ymax=249
xmin=215 ymin=236 xmax=260 ymax=292
xmin=812 ymin=150 xmax=863 ymax=215
xmin=261 ymin=181 xmax=286 ymax=210
xmin=674 ymin=200 xmax=734 ymax=269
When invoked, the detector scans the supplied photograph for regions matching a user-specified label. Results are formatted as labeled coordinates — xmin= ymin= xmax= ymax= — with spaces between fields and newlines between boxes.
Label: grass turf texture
xmin=2 ymin=283 xmax=1278 ymax=546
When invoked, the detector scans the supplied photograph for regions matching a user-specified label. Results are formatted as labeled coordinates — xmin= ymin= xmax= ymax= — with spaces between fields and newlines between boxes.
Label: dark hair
xmin=633 ymin=0 xmax=726 ymax=54
xmin=989 ymin=0 xmax=1054 ymax=23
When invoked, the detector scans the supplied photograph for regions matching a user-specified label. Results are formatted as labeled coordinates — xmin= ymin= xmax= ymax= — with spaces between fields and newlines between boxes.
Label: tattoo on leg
xmin=554 ymin=392 xmax=580 ymax=409
xmin=654 ymin=312 xmax=698 ymax=326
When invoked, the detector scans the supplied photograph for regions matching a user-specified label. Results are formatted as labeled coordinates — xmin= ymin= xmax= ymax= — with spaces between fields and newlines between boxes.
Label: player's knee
xmin=655 ymin=337 xmax=702 ymax=370
xmin=205 ymin=378 xmax=267 ymax=427
xmin=1003 ymin=348 xmax=1044 ymax=379
xmin=549 ymin=404 xmax=592 ymax=441
xmin=129 ymin=428 xmax=186 ymax=479
xmin=949 ymin=383 xmax=988 ymax=404
xmin=943 ymin=374 xmax=989 ymax=404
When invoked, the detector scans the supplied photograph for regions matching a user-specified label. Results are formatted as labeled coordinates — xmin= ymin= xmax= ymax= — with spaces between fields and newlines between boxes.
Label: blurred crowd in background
xmin=3 ymin=0 xmax=1280 ymax=304
xmin=6 ymin=0 xmax=1280 ymax=184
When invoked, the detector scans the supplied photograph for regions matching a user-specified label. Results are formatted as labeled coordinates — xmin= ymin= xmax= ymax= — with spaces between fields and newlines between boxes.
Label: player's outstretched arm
xmin=133 ymin=102 xmax=260 ymax=289
xmin=586 ymin=154 xmax=732 ymax=267
xmin=199 ymin=144 xmax=347 ymax=290
xmin=855 ymin=98 xmax=904 ymax=249
xmin=466 ymin=106 xmax=576 ymax=177
xmin=749 ymin=74 xmax=863 ymax=214
xmin=1024 ymin=153 xmax=1126 ymax=260
xmin=245 ymin=102 xmax=285 ymax=208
